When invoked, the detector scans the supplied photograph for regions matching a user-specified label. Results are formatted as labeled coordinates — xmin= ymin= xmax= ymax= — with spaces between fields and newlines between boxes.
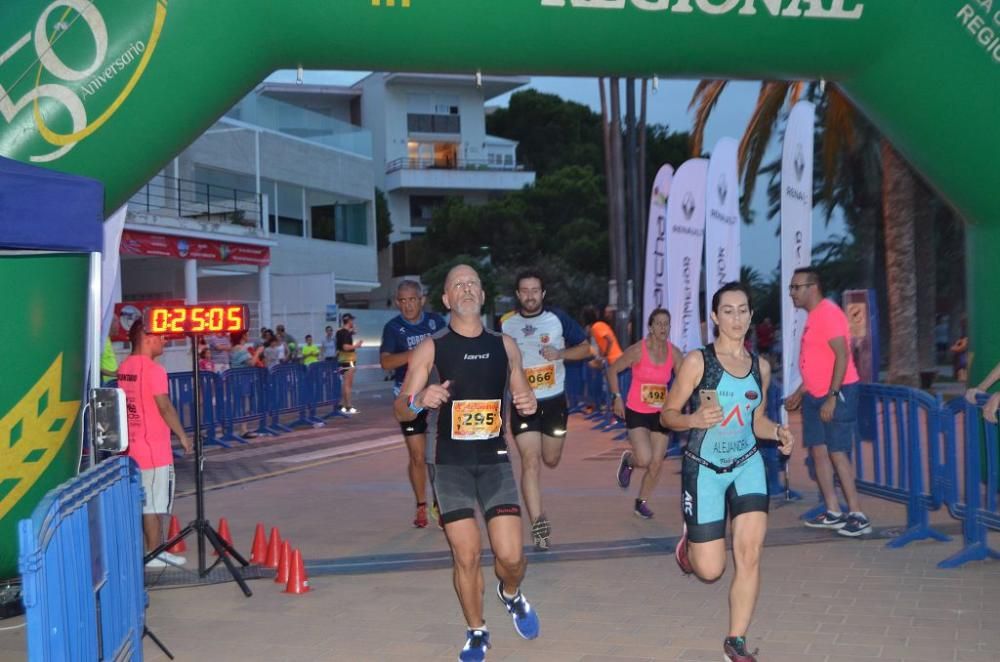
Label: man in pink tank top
xmin=118 ymin=320 xmax=192 ymax=568
xmin=784 ymin=267 xmax=871 ymax=537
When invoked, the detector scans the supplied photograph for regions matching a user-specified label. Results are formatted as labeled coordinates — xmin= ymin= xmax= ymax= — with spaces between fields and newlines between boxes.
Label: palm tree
xmin=690 ymin=81 xmax=923 ymax=385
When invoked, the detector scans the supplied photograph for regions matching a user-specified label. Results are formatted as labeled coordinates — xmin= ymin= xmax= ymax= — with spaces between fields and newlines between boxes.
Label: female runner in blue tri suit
xmin=661 ymin=281 xmax=795 ymax=662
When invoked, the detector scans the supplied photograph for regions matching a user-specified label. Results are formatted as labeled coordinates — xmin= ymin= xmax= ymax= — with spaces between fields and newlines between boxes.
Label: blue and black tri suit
xmin=681 ymin=344 xmax=769 ymax=543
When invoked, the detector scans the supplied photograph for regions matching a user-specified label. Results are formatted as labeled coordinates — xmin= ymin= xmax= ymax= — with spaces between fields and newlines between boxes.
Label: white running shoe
xmin=157 ymin=550 xmax=187 ymax=566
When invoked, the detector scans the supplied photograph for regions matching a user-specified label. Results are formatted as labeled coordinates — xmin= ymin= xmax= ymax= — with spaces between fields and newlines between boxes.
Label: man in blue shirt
xmin=381 ymin=280 xmax=448 ymax=529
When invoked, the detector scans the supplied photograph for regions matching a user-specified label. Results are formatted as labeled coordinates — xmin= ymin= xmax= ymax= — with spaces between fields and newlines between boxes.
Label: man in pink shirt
xmin=784 ymin=267 xmax=871 ymax=537
xmin=119 ymin=320 xmax=192 ymax=567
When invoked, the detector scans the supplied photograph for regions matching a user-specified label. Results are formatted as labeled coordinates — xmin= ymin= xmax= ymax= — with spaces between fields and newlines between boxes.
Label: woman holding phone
xmin=607 ymin=308 xmax=683 ymax=518
xmin=661 ymin=281 xmax=794 ymax=662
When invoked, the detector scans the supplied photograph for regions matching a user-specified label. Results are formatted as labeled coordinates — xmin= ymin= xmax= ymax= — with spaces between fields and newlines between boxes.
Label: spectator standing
xmin=784 ymin=267 xmax=871 ymax=537
xmin=118 ymin=319 xmax=192 ymax=568
xmin=206 ymin=333 xmax=231 ymax=373
xmin=337 ymin=314 xmax=362 ymax=414
xmin=228 ymin=330 xmax=256 ymax=369
xmin=276 ymin=324 xmax=297 ymax=363
xmin=582 ymin=305 xmax=623 ymax=367
xmin=198 ymin=347 xmax=214 ymax=372
xmin=322 ymin=325 xmax=338 ymax=361
xmin=301 ymin=334 xmax=321 ymax=366
xmin=101 ymin=337 xmax=118 ymax=385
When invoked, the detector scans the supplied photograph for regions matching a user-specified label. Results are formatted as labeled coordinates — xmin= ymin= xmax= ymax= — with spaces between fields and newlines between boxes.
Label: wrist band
xmin=408 ymin=394 xmax=424 ymax=414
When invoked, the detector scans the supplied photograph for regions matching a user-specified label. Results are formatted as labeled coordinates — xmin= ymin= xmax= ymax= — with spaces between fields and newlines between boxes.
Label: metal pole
xmin=190 ymin=334 xmax=206 ymax=573
xmin=625 ymin=78 xmax=640 ymax=343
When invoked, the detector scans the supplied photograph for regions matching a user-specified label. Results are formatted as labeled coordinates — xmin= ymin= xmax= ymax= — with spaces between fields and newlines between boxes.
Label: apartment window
xmin=409 ymin=195 xmax=445 ymax=228
xmin=311 ymin=194 xmax=369 ymax=245
xmin=276 ymin=182 xmax=304 ymax=236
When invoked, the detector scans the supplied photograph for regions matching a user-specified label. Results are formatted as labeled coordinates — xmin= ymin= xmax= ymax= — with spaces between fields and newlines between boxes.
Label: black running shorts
xmin=624 ymin=407 xmax=668 ymax=434
xmin=399 ymin=409 xmax=429 ymax=437
xmin=432 ymin=462 xmax=521 ymax=524
xmin=510 ymin=395 xmax=568 ymax=439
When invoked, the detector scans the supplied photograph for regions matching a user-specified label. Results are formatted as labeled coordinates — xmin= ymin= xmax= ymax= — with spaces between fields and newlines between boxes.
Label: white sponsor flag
xmin=664 ymin=158 xmax=708 ymax=353
xmin=642 ymin=164 xmax=674 ymax=328
xmin=704 ymin=137 xmax=741 ymax=326
xmin=780 ymin=100 xmax=815 ymax=406
xmin=101 ymin=205 xmax=127 ymax=338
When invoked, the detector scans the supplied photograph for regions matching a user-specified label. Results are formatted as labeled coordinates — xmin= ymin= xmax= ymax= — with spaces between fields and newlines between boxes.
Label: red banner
xmin=120 ymin=230 xmax=270 ymax=265
xmin=111 ymin=299 xmax=185 ymax=341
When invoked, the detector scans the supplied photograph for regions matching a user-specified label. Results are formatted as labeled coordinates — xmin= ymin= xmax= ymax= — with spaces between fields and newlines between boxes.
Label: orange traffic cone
xmin=284 ymin=548 xmax=310 ymax=594
xmin=214 ymin=518 xmax=234 ymax=556
xmin=249 ymin=523 xmax=267 ymax=564
xmin=166 ymin=515 xmax=186 ymax=553
xmin=274 ymin=540 xmax=292 ymax=584
xmin=264 ymin=527 xmax=282 ymax=569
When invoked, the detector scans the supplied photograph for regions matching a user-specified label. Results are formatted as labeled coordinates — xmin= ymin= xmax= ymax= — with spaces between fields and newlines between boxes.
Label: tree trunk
xmin=608 ymin=79 xmax=629 ymax=344
xmin=880 ymin=140 xmax=919 ymax=386
xmin=913 ymin=174 xmax=936 ymax=375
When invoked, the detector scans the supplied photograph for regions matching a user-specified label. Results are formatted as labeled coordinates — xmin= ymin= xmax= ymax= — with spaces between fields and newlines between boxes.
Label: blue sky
xmin=267 ymin=70 xmax=846 ymax=278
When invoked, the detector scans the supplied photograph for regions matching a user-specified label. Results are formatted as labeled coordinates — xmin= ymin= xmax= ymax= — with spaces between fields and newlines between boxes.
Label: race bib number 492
xmin=641 ymin=384 xmax=666 ymax=406
xmin=451 ymin=399 xmax=502 ymax=441
xmin=524 ymin=363 xmax=555 ymax=390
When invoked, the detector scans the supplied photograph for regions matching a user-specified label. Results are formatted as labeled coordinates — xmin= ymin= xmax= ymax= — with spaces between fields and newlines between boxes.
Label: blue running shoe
xmin=496 ymin=583 xmax=540 ymax=640
xmin=458 ymin=628 xmax=490 ymax=662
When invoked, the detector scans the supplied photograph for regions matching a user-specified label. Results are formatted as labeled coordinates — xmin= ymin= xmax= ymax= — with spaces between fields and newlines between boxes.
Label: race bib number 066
xmin=451 ymin=399 xmax=502 ymax=441
xmin=525 ymin=363 xmax=555 ymax=390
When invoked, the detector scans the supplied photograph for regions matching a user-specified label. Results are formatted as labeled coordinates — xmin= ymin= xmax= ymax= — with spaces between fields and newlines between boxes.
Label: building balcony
xmin=384 ymin=158 xmax=535 ymax=193
xmin=127 ymin=175 xmax=267 ymax=239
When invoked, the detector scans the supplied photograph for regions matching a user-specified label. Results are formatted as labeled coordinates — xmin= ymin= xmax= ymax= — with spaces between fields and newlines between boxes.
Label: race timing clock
xmin=144 ymin=304 xmax=248 ymax=335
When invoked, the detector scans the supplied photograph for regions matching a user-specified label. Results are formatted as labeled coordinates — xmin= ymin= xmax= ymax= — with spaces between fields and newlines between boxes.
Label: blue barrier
xmin=308 ymin=361 xmax=346 ymax=420
xmin=169 ymin=370 xmax=226 ymax=448
xmin=268 ymin=364 xmax=314 ymax=432
xmin=760 ymin=380 xmax=801 ymax=499
xmin=610 ymin=369 xmax=632 ymax=440
xmin=853 ymin=385 xmax=950 ymax=548
xmin=19 ymin=457 xmax=145 ymax=661
xmin=220 ymin=367 xmax=272 ymax=442
xmin=937 ymin=395 xmax=1000 ymax=568
xmin=564 ymin=361 xmax=587 ymax=414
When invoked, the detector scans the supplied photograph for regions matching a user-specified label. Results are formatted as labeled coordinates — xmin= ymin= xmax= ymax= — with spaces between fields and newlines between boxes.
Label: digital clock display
xmin=143 ymin=304 xmax=248 ymax=335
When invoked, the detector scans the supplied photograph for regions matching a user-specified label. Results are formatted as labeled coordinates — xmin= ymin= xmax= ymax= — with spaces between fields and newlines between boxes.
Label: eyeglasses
xmin=788 ymin=282 xmax=817 ymax=292
xmin=451 ymin=280 xmax=482 ymax=292
xmin=397 ymin=297 xmax=421 ymax=305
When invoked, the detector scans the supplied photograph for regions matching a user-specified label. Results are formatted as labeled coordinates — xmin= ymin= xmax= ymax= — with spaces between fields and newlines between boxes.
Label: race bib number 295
xmin=451 ymin=399 xmax=502 ymax=441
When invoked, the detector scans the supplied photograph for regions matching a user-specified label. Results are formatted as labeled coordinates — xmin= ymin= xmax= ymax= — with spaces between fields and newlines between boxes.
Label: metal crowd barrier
xmin=307 ymin=361 xmax=347 ymax=421
xmin=267 ymin=364 xmax=314 ymax=432
xmin=937 ymin=395 xmax=1000 ymax=568
xmin=168 ymin=370 xmax=226 ymax=447
xmin=19 ymin=457 xmax=145 ymax=661
xmin=854 ymin=384 xmax=951 ymax=548
xmin=220 ymin=367 xmax=272 ymax=442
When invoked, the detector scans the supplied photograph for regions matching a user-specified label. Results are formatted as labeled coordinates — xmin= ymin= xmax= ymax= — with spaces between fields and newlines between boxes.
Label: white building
xmin=119 ymin=85 xmax=376 ymax=368
xmin=354 ymin=73 xmax=535 ymax=298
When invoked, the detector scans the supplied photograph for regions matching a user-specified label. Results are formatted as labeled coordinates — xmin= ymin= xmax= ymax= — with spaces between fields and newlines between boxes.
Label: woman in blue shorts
xmin=661 ymin=282 xmax=794 ymax=662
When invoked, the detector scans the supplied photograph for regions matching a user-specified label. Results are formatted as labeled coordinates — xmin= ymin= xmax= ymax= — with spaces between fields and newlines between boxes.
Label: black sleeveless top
xmin=432 ymin=326 xmax=510 ymax=465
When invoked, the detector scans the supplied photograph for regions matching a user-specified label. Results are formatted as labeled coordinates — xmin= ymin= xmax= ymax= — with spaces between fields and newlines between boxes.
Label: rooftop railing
xmin=128 ymin=175 xmax=264 ymax=230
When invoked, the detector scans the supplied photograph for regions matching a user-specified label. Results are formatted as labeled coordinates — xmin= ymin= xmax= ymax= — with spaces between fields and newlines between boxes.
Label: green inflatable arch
xmin=1 ymin=0 xmax=998 ymax=578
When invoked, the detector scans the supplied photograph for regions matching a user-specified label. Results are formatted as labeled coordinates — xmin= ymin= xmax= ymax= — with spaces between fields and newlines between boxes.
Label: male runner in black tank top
xmin=395 ymin=264 xmax=541 ymax=662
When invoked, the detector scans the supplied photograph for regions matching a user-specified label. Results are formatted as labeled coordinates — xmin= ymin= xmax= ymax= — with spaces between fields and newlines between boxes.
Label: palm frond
xmin=819 ymin=85 xmax=857 ymax=203
xmin=688 ymin=80 xmax=727 ymax=157
xmin=738 ymin=82 xmax=790 ymax=218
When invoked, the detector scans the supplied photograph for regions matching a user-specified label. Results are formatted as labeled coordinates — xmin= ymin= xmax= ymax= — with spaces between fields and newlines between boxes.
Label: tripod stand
xmin=145 ymin=332 xmax=253 ymax=597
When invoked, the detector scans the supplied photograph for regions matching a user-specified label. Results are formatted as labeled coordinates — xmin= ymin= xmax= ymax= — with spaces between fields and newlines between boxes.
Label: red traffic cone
xmin=274 ymin=540 xmax=292 ymax=584
xmin=249 ymin=523 xmax=267 ymax=564
xmin=264 ymin=527 xmax=282 ymax=569
xmin=284 ymin=548 xmax=310 ymax=594
xmin=214 ymin=518 xmax=234 ymax=556
xmin=166 ymin=515 xmax=186 ymax=553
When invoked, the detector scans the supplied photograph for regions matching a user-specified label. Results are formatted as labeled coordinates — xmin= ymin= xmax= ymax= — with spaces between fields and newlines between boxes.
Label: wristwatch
xmin=408 ymin=394 xmax=425 ymax=414
xmin=610 ymin=392 xmax=622 ymax=400
xmin=828 ymin=388 xmax=841 ymax=398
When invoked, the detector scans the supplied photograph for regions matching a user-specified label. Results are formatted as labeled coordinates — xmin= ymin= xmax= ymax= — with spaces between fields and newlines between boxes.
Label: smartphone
xmin=698 ymin=389 xmax=719 ymax=408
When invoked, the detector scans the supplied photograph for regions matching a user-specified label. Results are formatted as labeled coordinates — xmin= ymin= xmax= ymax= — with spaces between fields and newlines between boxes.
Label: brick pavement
xmin=2 ymin=385 xmax=999 ymax=661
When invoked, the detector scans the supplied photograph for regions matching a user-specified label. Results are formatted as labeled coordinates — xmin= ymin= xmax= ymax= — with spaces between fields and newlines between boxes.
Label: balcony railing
xmin=128 ymin=176 xmax=264 ymax=230
xmin=386 ymin=157 xmax=525 ymax=174
xmin=407 ymin=113 xmax=461 ymax=134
